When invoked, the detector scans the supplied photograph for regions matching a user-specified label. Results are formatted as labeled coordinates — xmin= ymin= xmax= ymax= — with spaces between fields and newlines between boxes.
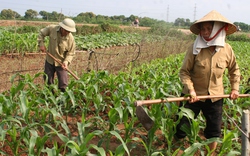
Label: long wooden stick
xmin=46 ymin=52 xmax=80 ymax=80
xmin=135 ymin=94 xmax=250 ymax=106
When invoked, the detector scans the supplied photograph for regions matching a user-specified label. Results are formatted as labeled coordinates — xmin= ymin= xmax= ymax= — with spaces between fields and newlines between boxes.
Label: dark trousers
xmin=175 ymin=98 xmax=223 ymax=139
xmin=44 ymin=61 xmax=68 ymax=92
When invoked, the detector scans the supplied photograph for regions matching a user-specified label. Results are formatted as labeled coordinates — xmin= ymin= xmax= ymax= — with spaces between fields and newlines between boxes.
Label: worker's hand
xmin=40 ymin=46 xmax=46 ymax=52
xmin=62 ymin=62 xmax=68 ymax=70
xmin=230 ymin=89 xmax=239 ymax=100
xmin=189 ymin=90 xmax=199 ymax=103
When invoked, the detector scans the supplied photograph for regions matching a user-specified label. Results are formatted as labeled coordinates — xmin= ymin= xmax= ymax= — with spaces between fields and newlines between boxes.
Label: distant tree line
xmin=0 ymin=9 xmax=169 ymax=27
xmin=1 ymin=9 xmax=250 ymax=31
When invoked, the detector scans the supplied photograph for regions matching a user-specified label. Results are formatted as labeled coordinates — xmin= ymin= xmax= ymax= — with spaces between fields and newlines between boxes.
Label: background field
xmin=0 ymin=20 xmax=249 ymax=156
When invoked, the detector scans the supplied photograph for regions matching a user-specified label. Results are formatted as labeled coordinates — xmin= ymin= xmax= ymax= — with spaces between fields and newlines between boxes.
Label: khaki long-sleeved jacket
xmin=179 ymin=43 xmax=240 ymax=102
xmin=38 ymin=25 xmax=76 ymax=66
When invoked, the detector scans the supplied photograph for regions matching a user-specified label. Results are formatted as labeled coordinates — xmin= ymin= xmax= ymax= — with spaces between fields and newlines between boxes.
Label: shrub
xmin=76 ymin=25 xmax=102 ymax=35
xmin=100 ymin=23 xmax=122 ymax=33
xmin=227 ymin=33 xmax=250 ymax=42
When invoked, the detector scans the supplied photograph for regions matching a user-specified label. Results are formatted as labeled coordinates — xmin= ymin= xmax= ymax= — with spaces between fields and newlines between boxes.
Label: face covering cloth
xmin=193 ymin=21 xmax=226 ymax=55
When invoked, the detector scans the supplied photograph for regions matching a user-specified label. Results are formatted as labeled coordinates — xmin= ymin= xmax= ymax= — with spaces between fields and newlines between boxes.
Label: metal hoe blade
xmin=136 ymin=106 xmax=154 ymax=131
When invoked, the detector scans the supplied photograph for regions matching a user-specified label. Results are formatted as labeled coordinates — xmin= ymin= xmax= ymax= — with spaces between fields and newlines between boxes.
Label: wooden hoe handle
xmin=135 ymin=94 xmax=250 ymax=106
xmin=46 ymin=52 xmax=80 ymax=80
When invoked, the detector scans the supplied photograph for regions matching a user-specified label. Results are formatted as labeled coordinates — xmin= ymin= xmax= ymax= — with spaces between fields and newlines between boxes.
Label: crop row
xmin=0 ymin=30 xmax=165 ymax=54
xmin=0 ymin=40 xmax=249 ymax=155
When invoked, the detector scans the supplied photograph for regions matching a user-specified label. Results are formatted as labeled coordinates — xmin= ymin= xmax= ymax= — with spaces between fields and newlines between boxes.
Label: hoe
xmin=46 ymin=52 xmax=80 ymax=80
xmin=134 ymin=94 xmax=250 ymax=130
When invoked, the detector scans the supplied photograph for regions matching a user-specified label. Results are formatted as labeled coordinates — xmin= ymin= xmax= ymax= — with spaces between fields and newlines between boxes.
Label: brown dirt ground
xmin=0 ymin=53 xmax=154 ymax=155
xmin=0 ymin=20 xmax=154 ymax=155
xmin=0 ymin=20 xmax=210 ymax=155
xmin=1 ymin=112 xmax=155 ymax=156
xmin=178 ymin=29 xmax=192 ymax=35
xmin=0 ymin=54 xmax=208 ymax=156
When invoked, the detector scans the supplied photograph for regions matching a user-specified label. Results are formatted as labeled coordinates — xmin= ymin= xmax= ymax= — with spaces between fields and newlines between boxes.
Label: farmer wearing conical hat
xmin=175 ymin=10 xmax=240 ymax=155
xmin=38 ymin=18 xmax=76 ymax=93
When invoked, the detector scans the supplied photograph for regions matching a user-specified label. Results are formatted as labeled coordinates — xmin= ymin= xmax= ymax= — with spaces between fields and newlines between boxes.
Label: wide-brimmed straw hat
xmin=190 ymin=10 xmax=237 ymax=35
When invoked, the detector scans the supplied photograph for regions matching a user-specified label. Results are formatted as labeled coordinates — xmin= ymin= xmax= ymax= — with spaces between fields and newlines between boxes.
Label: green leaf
xmin=89 ymin=144 xmax=106 ymax=156
xmin=109 ymin=131 xmax=130 ymax=156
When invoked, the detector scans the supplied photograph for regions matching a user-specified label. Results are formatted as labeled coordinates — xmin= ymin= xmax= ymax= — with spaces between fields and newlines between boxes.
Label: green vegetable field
xmin=0 ymin=22 xmax=250 ymax=155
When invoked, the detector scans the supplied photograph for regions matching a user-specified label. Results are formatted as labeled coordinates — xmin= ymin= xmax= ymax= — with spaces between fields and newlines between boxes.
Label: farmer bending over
xmin=38 ymin=18 xmax=76 ymax=93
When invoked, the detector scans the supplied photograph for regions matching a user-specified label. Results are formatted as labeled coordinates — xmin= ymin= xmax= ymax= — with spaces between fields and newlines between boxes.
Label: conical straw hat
xmin=190 ymin=10 xmax=237 ymax=35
